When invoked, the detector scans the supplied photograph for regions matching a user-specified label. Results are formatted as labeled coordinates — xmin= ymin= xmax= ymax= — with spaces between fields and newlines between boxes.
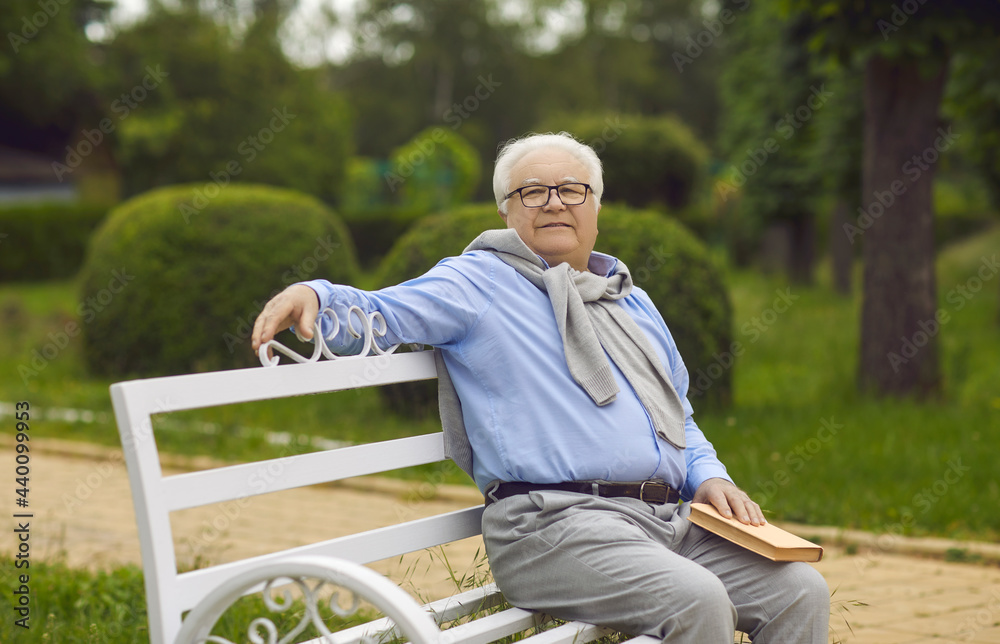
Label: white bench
xmin=111 ymin=306 xmax=662 ymax=644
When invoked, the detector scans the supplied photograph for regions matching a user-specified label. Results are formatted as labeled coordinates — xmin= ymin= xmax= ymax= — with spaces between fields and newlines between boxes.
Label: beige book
xmin=687 ymin=502 xmax=824 ymax=562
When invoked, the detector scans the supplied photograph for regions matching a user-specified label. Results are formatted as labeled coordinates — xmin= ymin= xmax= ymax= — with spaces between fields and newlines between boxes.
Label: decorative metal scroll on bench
xmin=257 ymin=306 xmax=424 ymax=367
xmin=175 ymin=556 xmax=444 ymax=644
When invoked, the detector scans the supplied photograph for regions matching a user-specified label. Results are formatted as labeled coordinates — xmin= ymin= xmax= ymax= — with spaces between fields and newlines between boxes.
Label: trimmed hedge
xmin=386 ymin=126 xmax=482 ymax=213
xmin=79 ymin=183 xmax=359 ymax=377
xmin=534 ymin=113 xmax=710 ymax=211
xmin=376 ymin=203 xmax=733 ymax=410
xmin=0 ymin=202 xmax=109 ymax=282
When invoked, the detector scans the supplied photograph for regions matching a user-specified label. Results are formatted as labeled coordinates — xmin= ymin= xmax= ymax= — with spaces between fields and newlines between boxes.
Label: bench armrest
xmin=258 ymin=305 xmax=425 ymax=366
xmin=174 ymin=555 xmax=442 ymax=644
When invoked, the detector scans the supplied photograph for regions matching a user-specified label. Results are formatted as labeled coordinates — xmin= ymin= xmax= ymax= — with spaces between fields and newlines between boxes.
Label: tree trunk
xmin=829 ymin=198 xmax=852 ymax=296
xmin=787 ymin=212 xmax=815 ymax=285
xmin=858 ymin=55 xmax=948 ymax=397
xmin=432 ymin=59 xmax=454 ymax=120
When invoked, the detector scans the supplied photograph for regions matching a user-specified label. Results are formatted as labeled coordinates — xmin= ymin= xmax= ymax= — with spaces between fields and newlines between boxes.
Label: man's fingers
xmin=251 ymin=298 xmax=294 ymax=351
xmin=297 ymin=308 xmax=315 ymax=340
xmin=251 ymin=285 xmax=322 ymax=352
xmin=702 ymin=487 xmax=733 ymax=518
xmin=694 ymin=478 xmax=766 ymax=527
xmin=707 ymin=487 xmax=765 ymax=526
xmin=727 ymin=493 xmax=766 ymax=526
xmin=251 ymin=307 xmax=286 ymax=350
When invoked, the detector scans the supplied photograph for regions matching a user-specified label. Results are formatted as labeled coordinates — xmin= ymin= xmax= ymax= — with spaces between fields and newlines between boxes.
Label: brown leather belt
xmin=485 ymin=480 xmax=680 ymax=507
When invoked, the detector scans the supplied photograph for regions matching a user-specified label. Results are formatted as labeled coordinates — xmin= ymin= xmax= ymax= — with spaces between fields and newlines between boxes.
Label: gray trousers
xmin=483 ymin=491 xmax=830 ymax=643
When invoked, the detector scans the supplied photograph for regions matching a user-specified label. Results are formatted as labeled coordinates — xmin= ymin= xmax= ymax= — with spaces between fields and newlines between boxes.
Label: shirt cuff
xmin=290 ymin=279 xmax=333 ymax=339
xmin=683 ymin=465 xmax=733 ymax=501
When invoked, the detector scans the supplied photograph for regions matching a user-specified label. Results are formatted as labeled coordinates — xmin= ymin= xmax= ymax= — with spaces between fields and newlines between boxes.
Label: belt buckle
xmin=639 ymin=480 xmax=667 ymax=505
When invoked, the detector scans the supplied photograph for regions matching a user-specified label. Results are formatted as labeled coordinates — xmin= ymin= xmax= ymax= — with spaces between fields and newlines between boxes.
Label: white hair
xmin=493 ymin=132 xmax=604 ymax=214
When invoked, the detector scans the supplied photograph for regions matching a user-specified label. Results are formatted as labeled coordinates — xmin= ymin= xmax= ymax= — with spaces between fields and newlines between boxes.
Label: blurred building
xmin=0 ymin=145 xmax=77 ymax=204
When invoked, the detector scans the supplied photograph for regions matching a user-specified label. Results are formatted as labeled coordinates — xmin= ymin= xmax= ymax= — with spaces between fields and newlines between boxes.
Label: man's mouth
xmin=541 ymin=223 xmax=572 ymax=228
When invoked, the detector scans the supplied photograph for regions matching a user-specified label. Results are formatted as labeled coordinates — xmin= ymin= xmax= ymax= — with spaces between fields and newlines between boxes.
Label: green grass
xmin=698 ymin=224 xmax=1000 ymax=539
xmin=0 ymin=554 xmax=377 ymax=642
xmin=0 ymin=555 xmax=148 ymax=642
xmin=1 ymin=225 xmax=998 ymax=538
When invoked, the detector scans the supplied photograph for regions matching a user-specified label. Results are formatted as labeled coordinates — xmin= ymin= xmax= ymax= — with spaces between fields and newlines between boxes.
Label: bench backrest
xmin=110 ymin=350 xmax=484 ymax=644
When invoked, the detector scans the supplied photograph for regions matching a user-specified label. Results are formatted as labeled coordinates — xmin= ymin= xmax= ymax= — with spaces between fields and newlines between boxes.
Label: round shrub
xmin=534 ymin=113 xmax=710 ymax=211
xmin=374 ymin=203 xmax=503 ymax=286
xmin=79 ymin=183 xmax=359 ymax=377
xmin=376 ymin=203 xmax=733 ymax=410
xmin=388 ymin=127 xmax=482 ymax=213
xmin=598 ymin=206 xmax=734 ymax=410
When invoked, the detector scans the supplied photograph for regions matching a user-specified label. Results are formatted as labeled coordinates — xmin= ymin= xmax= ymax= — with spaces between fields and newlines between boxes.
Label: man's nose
xmin=542 ymin=188 xmax=566 ymax=210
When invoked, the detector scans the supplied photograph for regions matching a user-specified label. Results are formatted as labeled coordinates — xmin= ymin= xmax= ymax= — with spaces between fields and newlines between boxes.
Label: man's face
xmin=499 ymin=147 xmax=600 ymax=272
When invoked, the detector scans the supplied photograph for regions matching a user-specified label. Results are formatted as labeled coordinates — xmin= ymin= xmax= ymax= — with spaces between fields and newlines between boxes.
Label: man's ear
xmin=497 ymin=208 xmax=509 ymax=226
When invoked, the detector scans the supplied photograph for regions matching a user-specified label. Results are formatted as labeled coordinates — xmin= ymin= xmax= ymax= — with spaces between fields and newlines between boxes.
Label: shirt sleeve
xmin=631 ymin=289 xmax=733 ymax=499
xmin=296 ymin=252 xmax=496 ymax=354
xmin=672 ymin=357 xmax=734 ymax=500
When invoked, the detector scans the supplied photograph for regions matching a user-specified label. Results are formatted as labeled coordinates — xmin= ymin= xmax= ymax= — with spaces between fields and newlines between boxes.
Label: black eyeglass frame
xmin=504 ymin=183 xmax=592 ymax=208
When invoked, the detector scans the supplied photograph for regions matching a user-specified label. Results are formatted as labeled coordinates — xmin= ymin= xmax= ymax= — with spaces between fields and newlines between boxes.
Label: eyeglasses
xmin=504 ymin=183 xmax=591 ymax=208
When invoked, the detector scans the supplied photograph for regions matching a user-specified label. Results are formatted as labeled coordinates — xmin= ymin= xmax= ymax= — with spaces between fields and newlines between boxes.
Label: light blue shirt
xmin=301 ymin=248 xmax=731 ymax=498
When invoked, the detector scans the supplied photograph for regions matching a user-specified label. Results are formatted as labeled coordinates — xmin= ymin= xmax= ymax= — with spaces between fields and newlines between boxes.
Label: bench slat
xmin=304 ymin=583 xmax=506 ymax=644
xmin=439 ymin=607 xmax=547 ymax=644
xmin=163 ymin=433 xmax=448 ymax=511
xmin=426 ymin=583 xmax=506 ymax=624
xmin=111 ymin=350 xmax=437 ymax=416
xmin=174 ymin=507 xmax=485 ymax=612
xmin=518 ymin=620 xmax=615 ymax=644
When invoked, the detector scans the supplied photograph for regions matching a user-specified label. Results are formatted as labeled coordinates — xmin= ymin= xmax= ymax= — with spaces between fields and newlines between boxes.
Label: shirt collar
xmin=537 ymin=251 xmax=618 ymax=277
xmin=587 ymin=251 xmax=618 ymax=277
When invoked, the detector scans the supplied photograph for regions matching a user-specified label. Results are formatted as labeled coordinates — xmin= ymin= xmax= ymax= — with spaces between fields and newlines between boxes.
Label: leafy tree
xmin=104 ymin=5 xmax=352 ymax=201
xmin=332 ymin=0 xmax=729 ymax=200
xmin=717 ymin=2 xmax=827 ymax=284
xmin=337 ymin=0 xmax=529 ymax=170
xmin=537 ymin=0 xmax=733 ymax=144
xmin=0 ymin=0 xmax=112 ymax=158
xmin=811 ymin=65 xmax=864 ymax=296
xmin=944 ymin=43 xmax=1000 ymax=210
xmin=782 ymin=0 xmax=1000 ymax=396
xmin=943 ymin=41 xmax=1000 ymax=322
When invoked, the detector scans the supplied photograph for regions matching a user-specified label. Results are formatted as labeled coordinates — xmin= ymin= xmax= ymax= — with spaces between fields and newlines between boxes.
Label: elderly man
xmin=251 ymin=132 xmax=830 ymax=642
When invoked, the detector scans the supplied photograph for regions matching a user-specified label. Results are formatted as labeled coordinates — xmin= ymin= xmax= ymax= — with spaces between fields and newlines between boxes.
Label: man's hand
xmin=693 ymin=478 xmax=766 ymax=526
xmin=251 ymin=284 xmax=321 ymax=354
